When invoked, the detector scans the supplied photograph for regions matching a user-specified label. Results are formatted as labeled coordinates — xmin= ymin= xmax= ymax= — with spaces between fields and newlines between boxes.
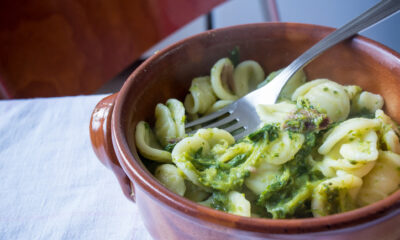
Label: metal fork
xmin=185 ymin=0 xmax=400 ymax=140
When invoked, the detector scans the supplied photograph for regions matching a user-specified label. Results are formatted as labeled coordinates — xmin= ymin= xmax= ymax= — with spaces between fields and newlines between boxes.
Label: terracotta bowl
xmin=90 ymin=23 xmax=400 ymax=239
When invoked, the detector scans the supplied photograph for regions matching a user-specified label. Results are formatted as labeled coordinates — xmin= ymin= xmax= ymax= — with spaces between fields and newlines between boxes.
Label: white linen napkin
xmin=0 ymin=95 xmax=152 ymax=240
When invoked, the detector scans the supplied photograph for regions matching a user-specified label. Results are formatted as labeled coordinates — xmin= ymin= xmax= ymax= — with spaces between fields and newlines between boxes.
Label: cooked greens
xmin=135 ymin=56 xmax=400 ymax=219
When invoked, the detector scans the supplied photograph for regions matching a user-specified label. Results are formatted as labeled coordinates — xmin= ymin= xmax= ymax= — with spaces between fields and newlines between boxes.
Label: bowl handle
xmin=89 ymin=93 xmax=135 ymax=202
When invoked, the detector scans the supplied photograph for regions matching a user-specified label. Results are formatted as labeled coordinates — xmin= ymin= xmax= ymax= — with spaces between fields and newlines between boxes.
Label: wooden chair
xmin=0 ymin=0 xmax=225 ymax=98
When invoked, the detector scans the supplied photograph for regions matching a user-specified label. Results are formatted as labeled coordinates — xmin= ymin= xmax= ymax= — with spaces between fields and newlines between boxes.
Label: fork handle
xmin=265 ymin=0 xmax=400 ymax=100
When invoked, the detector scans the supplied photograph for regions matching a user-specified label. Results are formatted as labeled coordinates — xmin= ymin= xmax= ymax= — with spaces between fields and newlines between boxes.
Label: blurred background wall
xmin=99 ymin=0 xmax=400 ymax=93
xmin=1 ymin=0 xmax=398 ymax=97
xmin=147 ymin=0 xmax=400 ymax=57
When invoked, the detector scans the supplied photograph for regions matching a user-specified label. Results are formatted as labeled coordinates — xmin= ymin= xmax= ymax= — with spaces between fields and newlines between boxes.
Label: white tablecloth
xmin=0 ymin=95 xmax=152 ymax=240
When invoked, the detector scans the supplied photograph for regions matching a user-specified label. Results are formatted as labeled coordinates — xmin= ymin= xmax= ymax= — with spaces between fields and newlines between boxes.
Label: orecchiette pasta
xmin=256 ymin=101 xmax=296 ymax=125
xmin=184 ymin=76 xmax=217 ymax=115
xmin=262 ymin=131 xmax=304 ymax=165
xmin=351 ymin=91 xmax=384 ymax=115
xmin=376 ymin=109 xmax=400 ymax=154
xmin=344 ymin=85 xmax=362 ymax=100
xmin=211 ymin=58 xmax=238 ymax=101
xmin=316 ymin=155 xmax=376 ymax=178
xmin=195 ymin=127 xmax=235 ymax=148
xmin=339 ymin=130 xmax=378 ymax=162
xmin=135 ymin=56 xmax=400 ymax=219
xmin=172 ymin=135 xmax=209 ymax=187
xmin=205 ymin=100 xmax=233 ymax=115
xmin=291 ymin=79 xmax=330 ymax=100
xmin=376 ymin=109 xmax=400 ymax=135
xmin=245 ymin=161 xmax=281 ymax=195
xmin=357 ymin=151 xmax=400 ymax=206
xmin=135 ymin=121 xmax=172 ymax=162
xmin=318 ymin=118 xmax=380 ymax=155
xmin=244 ymin=132 xmax=304 ymax=195
xmin=232 ymin=60 xmax=265 ymax=97
xmin=155 ymin=164 xmax=186 ymax=196
xmin=155 ymin=99 xmax=186 ymax=146
xmin=292 ymin=79 xmax=350 ymax=122
xmin=172 ymin=128 xmax=235 ymax=188
xmin=312 ymin=170 xmax=362 ymax=217
xmin=227 ymin=191 xmax=251 ymax=217
xmin=315 ymin=119 xmax=380 ymax=179
xmin=167 ymin=99 xmax=186 ymax=137
xmin=381 ymin=129 xmax=400 ymax=154
xmin=155 ymin=104 xmax=177 ymax=146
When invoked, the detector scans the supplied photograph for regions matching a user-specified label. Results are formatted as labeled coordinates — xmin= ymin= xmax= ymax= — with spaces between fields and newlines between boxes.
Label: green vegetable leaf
xmin=248 ymin=124 xmax=280 ymax=142
xmin=209 ymin=192 xmax=230 ymax=212
xmin=164 ymin=142 xmax=177 ymax=152
xmin=221 ymin=153 xmax=248 ymax=169
xmin=257 ymin=131 xmax=325 ymax=219
xmin=229 ymin=46 xmax=240 ymax=66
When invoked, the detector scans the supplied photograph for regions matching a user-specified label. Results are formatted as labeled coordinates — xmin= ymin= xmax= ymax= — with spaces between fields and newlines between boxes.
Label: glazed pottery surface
xmin=90 ymin=23 xmax=400 ymax=240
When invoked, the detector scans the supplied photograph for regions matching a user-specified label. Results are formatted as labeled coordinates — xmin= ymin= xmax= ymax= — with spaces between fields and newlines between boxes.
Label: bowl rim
xmin=111 ymin=22 xmax=400 ymax=233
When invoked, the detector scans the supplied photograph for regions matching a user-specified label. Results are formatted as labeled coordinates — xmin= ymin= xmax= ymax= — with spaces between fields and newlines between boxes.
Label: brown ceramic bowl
xmin=90 ymin=23 xmax=400 ymax=239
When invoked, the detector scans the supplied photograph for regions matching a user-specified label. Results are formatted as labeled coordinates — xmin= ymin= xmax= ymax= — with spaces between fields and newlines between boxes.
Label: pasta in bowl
xmin=135 ymin=56 xmax=400 ymax=219
xmin=90 ymin=23 xmax=400 ymax=239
